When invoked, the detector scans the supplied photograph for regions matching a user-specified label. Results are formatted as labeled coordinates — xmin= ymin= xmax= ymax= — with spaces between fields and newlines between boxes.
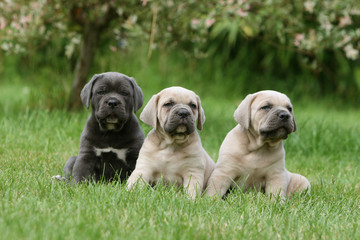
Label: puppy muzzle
xmin=259 ymin=109 xmax=295 ymax=140
xmin=164 ymin=107 xmax=195 ymax=136
xmin=96 ymin=97 xmax=129 ymax=131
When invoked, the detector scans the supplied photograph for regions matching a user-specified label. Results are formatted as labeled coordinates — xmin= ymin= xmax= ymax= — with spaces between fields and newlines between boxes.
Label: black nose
xmin=279 ymin=112 xmax=290 ymax=121
xmin=107 ymin=99 xmax=120 ymax=108
xmin=177 ymin=109 xmax=190 ymax=118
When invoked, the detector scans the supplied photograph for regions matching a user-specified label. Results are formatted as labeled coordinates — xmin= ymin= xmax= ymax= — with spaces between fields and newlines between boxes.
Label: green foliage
xmin=191 ymin=0 xmax=360 ymax=59
xmin=0 ymin=0 xmax=359 ymax=103
xmin=1 ymin=45 xmax=359 ymax=110
xmin=193 ymin=0 xmax=360 ymax=100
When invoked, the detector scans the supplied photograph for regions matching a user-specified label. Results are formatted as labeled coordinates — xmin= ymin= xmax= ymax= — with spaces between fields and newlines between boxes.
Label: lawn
xmin=0 ymin=80 xmax=359 ymax=239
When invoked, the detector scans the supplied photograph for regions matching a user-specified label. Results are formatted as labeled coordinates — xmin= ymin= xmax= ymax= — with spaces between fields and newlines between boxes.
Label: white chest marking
xmin=94 ymin=147 xmax=128 ymax=165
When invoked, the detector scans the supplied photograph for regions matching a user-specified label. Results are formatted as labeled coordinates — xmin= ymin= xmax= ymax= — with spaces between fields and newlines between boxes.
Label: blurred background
xmin=0 ymin=0 xmax=359 ymax=111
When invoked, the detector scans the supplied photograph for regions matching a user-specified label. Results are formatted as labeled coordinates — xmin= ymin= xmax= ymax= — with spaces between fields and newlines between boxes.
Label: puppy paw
xmin=51 ymin=175 xmax=66 ymax=181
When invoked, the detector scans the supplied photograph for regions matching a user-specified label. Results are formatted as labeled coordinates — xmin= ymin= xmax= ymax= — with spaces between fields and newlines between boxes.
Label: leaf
xmin=210 ymin=21 xmax=240 ymax=46
xmin=241 ymin=25 xmax=253 ymax=37
xmin=228 ymin=22 xmax=239 ymax=45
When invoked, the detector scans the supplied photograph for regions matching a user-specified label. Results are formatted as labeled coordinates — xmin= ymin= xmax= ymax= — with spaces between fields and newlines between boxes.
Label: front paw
xmin=51 ymin=175 xmax=67 ymax=181
xmin=126 ymin=175 xmax=147 ymax=191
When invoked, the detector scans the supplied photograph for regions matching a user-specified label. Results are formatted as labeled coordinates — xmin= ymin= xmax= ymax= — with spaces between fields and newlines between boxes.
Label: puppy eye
xmin=97 ymin=90 xmax=106 ymax=95
xmin=287 ymin=107 xmax=292 ymax=112
xmin=189 ymin=103 xmax=197 ymax=109
xmin=120 ymin=91 xmax=129 ymax=96
xmin=260 ymin=105 xmax=272 ymax=110
xmin=164 ymin=102 xmax=174 ymax=108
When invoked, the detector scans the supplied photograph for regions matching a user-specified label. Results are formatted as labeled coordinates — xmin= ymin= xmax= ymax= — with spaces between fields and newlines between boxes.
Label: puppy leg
xmin=126 ymin=169 xmax=153 ymax=191
xmin=286 ymin=172 xmax=311 ymax=196
xmin=205 ymin=168 xmax=238 ymax=198
xmin=265 ymin=173 xmax=289 ymax=202
xmin=183 ymin=174 xmax=204 ymax=199
xmin=71 ymin=153 xmax=98 ymax=183
xmin=63 ymin=156 xmax=77 ymax=179
xmin=51 ymin=156 xmax=77 ymax=182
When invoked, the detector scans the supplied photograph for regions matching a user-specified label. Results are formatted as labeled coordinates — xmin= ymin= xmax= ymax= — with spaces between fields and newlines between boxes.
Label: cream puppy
xmin=206 ymin=90 xmax=310 ymax=200
xmin=127 ymin=87 xmax=215 ymax=198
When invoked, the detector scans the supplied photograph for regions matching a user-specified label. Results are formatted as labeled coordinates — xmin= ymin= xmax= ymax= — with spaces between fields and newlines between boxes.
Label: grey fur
xmin=62 ymin=72 xmax=145 ymax=183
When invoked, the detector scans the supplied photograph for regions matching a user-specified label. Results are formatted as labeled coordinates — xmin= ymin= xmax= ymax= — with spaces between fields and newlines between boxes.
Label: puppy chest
xmin=94 ymin=147 xmax=128 ymax=166
xmin=150 ymin=150 xmax=197 ymax=183
xmin=239 ymin=155 xmax=284 ymax=188
xmin=242 ymin=148 xmax=284 ymax=169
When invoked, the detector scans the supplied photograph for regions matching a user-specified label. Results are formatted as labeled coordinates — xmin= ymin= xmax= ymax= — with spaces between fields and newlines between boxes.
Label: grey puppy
xmin=60 ymin=72 xmax=144 ymax=183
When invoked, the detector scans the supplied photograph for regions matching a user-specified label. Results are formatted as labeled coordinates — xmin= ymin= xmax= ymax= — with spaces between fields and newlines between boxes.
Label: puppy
xmin=206 ymin=90 xmax=310 ymax=200
xmin=60 ymin=72 xmax=145 ymax=183
xmin=126 ymin=87 xmax=215 ymax=199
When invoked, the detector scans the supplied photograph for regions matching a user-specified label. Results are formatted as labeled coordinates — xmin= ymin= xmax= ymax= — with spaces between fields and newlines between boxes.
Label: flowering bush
xmin=0 ymin=0 xmax=359 ymax=104
xmin=179 ymin=0 xmax=360 ymax=63
xmin=1 ymin=0 xmax=358 ymax=60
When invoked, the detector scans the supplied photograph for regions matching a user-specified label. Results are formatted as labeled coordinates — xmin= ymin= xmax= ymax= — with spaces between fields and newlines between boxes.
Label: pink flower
xmin=339 ymin=15 xmax=352 ymax=27
xmin=344 ymin=44 xmax=359 ymax=60
xmin=0 ymin=18 xmax=6 ymax=30
xmin=142 ymin=0 xmax=149 ymax=6
xmin=191 ymin=19 xmax=200 ymax=28
xmin=336 ymin=35 xmax=351 ymax=47
xmin=205 ymin=18 xmax=215 ymax=27
xmin=294 ymin=33 xmax=305 ymax=47
xmin=20 ymin=15 xmax=32 ymax=25
xmin=109 ymin=46 xmax=117 ymax=52
xmin=304 ymin=1 xmax=315 ymax=13
xmin=323 ymin=21 xmax=332 ymax=33
xmin=12 ymin=22 xmax=21 ymax=30
xmin=237 ymin=9 xmax=248 ymax=17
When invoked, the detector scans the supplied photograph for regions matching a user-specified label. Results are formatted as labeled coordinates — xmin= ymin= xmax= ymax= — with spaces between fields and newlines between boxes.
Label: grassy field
xmin=0 ymin=78 xmax=359 ymax=240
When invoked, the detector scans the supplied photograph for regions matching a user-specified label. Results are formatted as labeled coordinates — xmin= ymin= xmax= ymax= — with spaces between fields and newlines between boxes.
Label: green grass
xmin=1 ymin=78 xmax=359 ymax=239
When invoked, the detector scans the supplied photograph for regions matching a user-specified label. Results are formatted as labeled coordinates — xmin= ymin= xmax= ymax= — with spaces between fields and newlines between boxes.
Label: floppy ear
xmin=196 ymin=95 xmax=206 ymax=131
xmin=292 ymin=109 xmax=297 ymax=132
xmin=234 ymin=94 xmax=255 ymax=129
xmin=140 ymin=94 xmax=159 ymax=129
xmin=129 ymin=77 xmax=144 ymax=113
xmin=80 ymin=74 xmax=102 ymax=109
xmin=293 ymin=117 xmax=297 ymax=132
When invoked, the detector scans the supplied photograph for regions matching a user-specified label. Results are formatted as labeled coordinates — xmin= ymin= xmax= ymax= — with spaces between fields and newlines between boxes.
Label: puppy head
xmin=80 ymin=72 xmax=144 ymax=131
xmin=140 ymin=87 xmax=205 ymax=137
xmin=234 ymin=90 xmax=296 ymax=141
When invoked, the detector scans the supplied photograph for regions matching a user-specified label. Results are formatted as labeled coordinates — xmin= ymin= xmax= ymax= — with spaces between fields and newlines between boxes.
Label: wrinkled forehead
xmin=253 ymin=91 xmax=292 ymax=108
xmin=92 ymin=75 xmax=132 ymax=90
xmin=158 ymin=87 xmax=197 ymax=105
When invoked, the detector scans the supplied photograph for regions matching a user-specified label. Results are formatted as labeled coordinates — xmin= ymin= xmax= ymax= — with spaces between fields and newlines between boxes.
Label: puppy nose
xmin=177 ymin=109 xmax=190 ymax=118
xmin=107 ymin=99 xmax=120 ymax=108
xmin=279 ymin=112 xmax=290 ymax=121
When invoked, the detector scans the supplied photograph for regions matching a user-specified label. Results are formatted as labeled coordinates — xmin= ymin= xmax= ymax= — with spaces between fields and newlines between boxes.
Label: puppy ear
xmin=293 ymin=118 xmax=297 ymax=132
xmin=129 ymin=77 xmax=144 ymax=113
xmin=196 ymin=95 xmax=206 ymax=131
xmin=140 ymin=94 xmax=159 ymax=129
xmin=292 ymin=110 xmax=297 ymax=132
xmin=234 ymin=94 xmax=255 ymax=129
xmin=80 ymin=74 xmax=102 ymax=109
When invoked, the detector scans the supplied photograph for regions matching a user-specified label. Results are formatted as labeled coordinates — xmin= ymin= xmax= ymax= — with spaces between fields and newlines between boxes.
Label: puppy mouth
xmin=175 ymin=124 xmax=187 ymax=133
xmin=105 ymin=117 xmax=119 ymax=124
xmin=97 ymin=114 xmax=126 ymax=131
xmin=164 ymin=121 xmax=195 ymax=136
xmin=260 ymin=127 xmax=291 ymax=140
